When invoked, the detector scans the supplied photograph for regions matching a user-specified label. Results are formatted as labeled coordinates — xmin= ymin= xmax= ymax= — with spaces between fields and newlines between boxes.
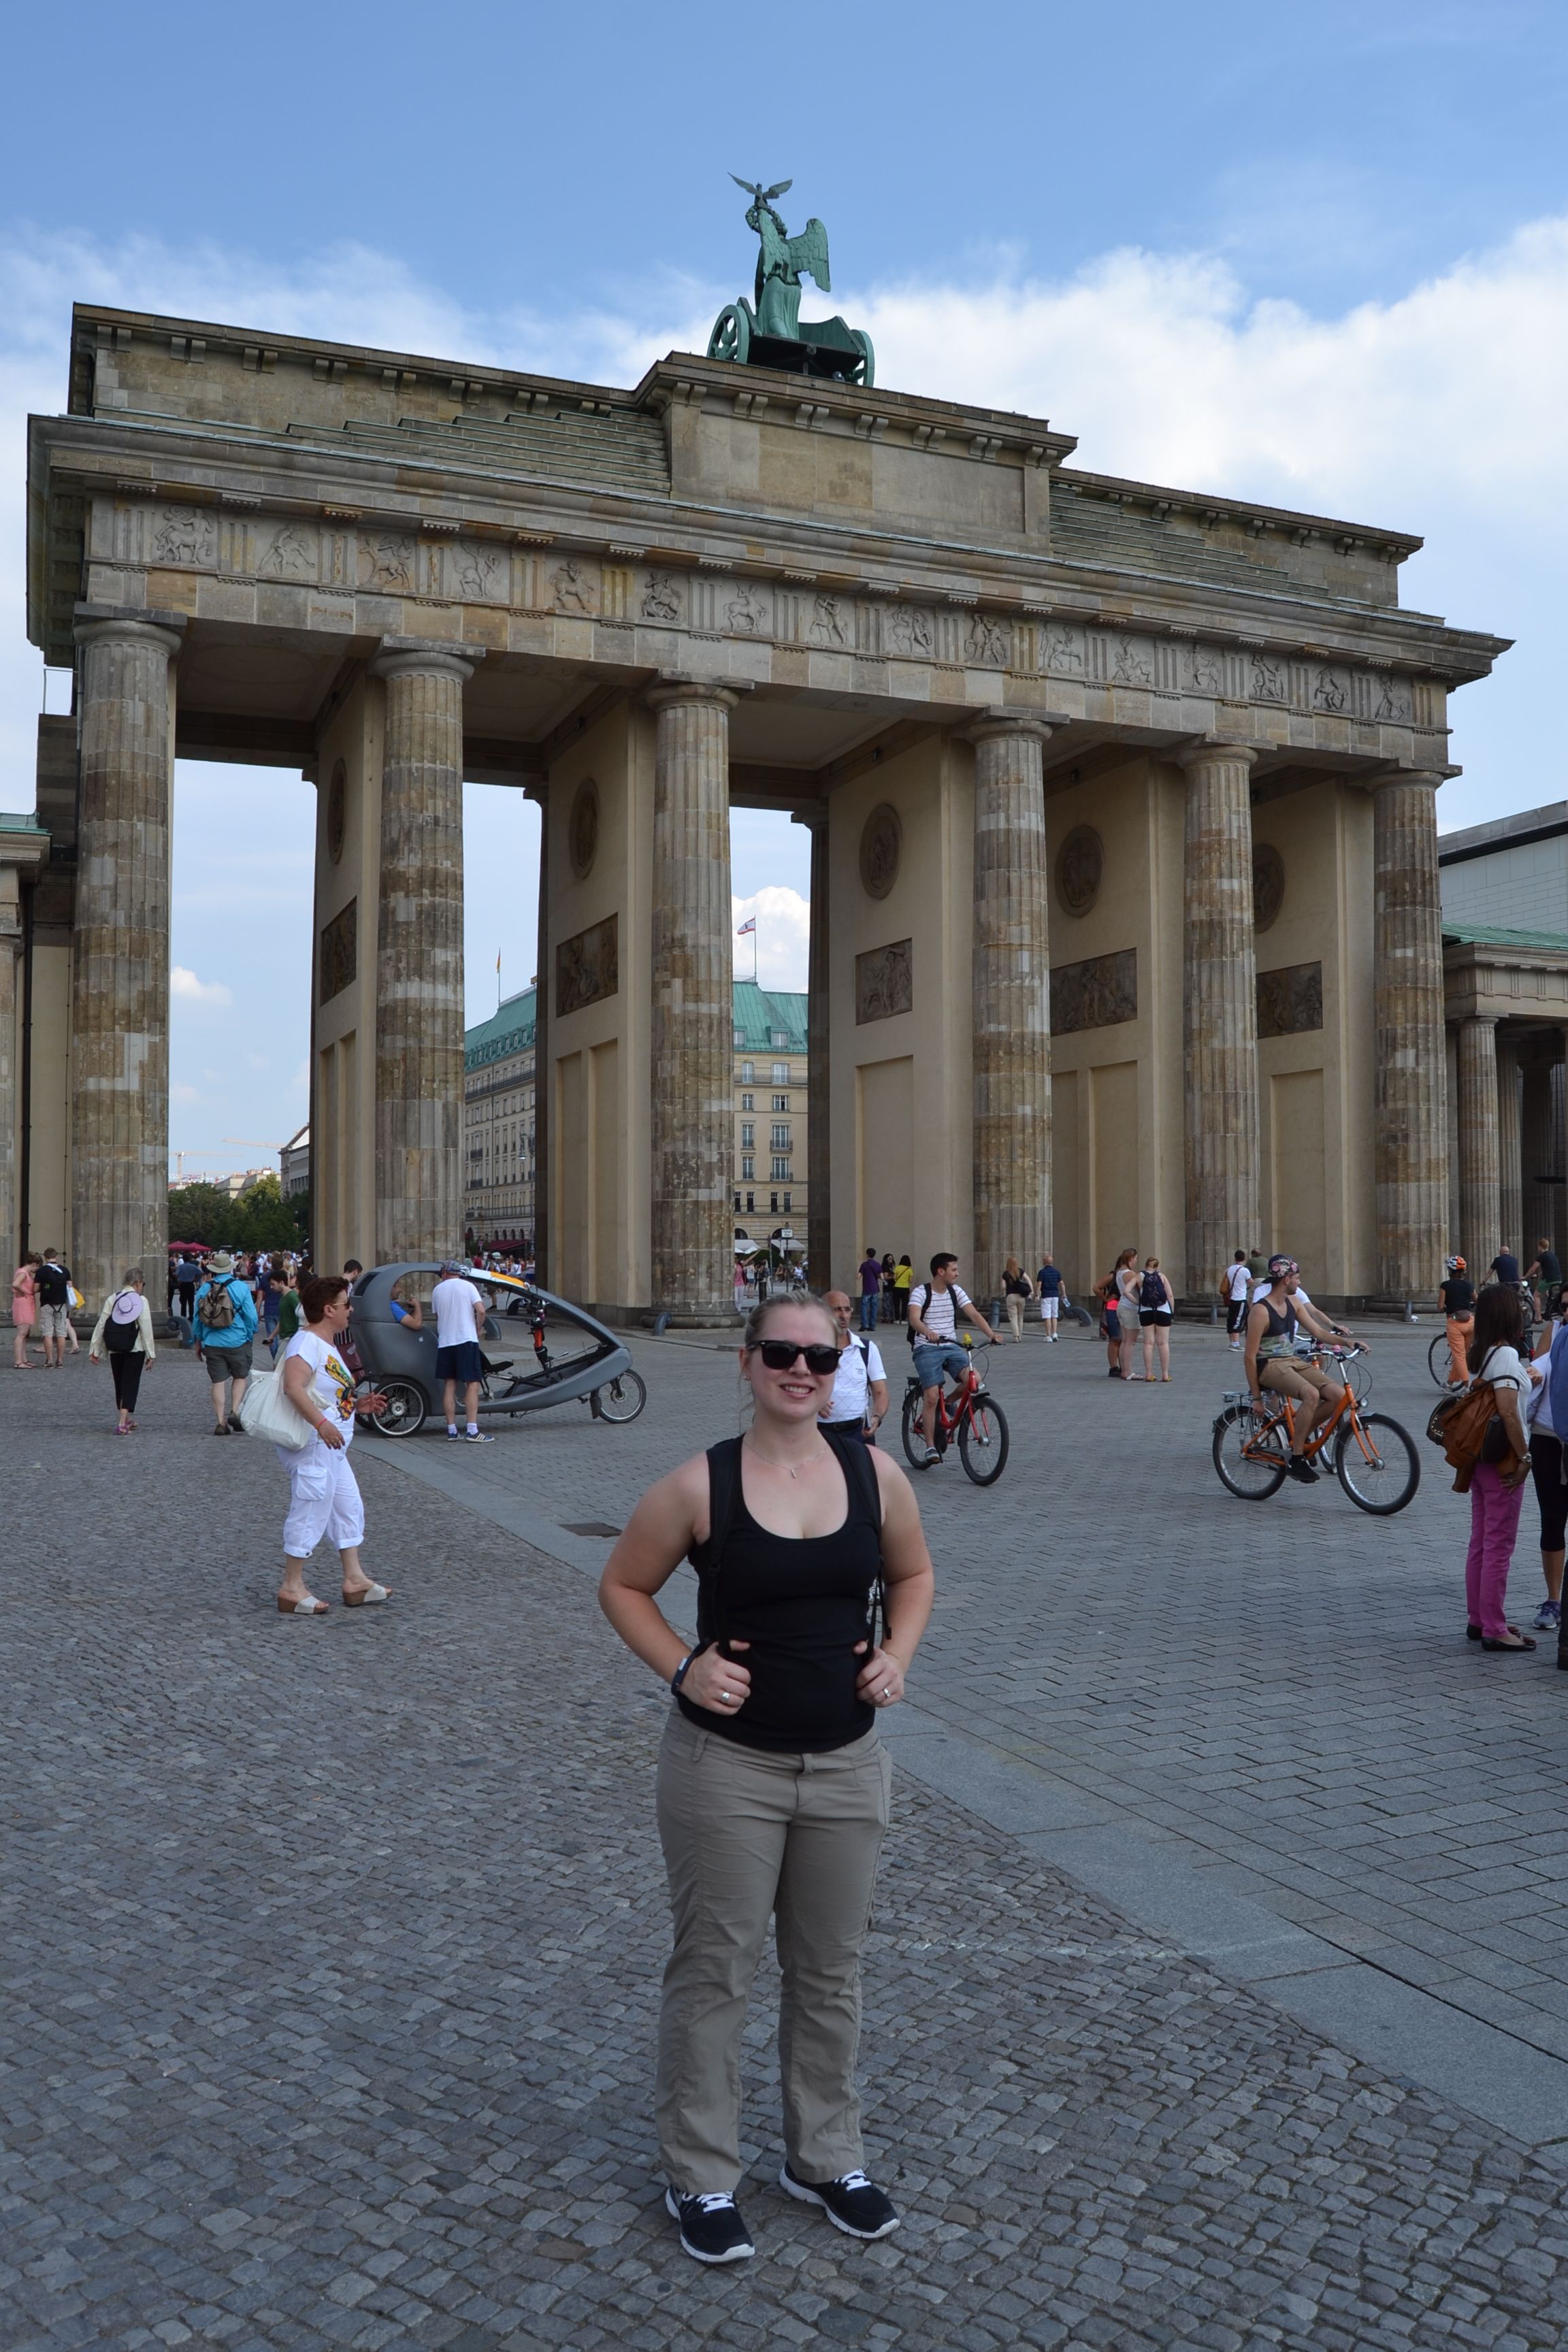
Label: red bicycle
xmin=900 ymin=1339 xmax=1010 ymax=1486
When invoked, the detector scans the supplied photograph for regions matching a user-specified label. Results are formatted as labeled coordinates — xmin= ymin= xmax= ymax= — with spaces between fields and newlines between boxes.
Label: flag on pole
xmin=737 ymin=916 xmax=756 ymax=936
xmin=496 ymin=949 xmax=502 ymax=973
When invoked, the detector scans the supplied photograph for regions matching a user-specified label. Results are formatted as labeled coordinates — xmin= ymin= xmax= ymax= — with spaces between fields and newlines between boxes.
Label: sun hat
xmin=207 ymin=1252 xmax=235 ymax=1274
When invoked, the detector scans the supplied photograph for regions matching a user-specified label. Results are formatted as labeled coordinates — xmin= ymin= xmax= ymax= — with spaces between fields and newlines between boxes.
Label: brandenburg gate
xmin=10 ymin=216 xmax=1507 ymax=1317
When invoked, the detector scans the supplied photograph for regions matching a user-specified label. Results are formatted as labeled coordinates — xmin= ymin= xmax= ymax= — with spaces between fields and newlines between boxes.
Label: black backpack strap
xmin=822 ymin=1429 xmax=886 ymax=1654
xmin=688 ymin=1437 xmax=744 ymax=1652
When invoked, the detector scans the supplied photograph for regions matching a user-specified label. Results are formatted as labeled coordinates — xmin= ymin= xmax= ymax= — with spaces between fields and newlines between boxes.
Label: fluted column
xmin=1179 ymin=741 xmax=1259 ymax=1294
xmin=1497 ymin=1030 xmax=1522 ymax=1269
xmin=71 ymin=614 xmax=184 ymax=1304
xmin=798 ymin=807 xmax=832 ymax=1291
xmin=648 ymin=681 xmax=736 ymax=1320
xmin=1372 ymin=772 xmax=1448 ymax=1297
xmin=1457 ymin=1016 xmax=1501 ymax=1272
xmin=1522 ymin=1047 xmax=1554 ymax=1270
xmin=968 ymin=713 xmax=1053 ymax=1298
xmin=371 ymin=638 xmax=483 ymax=1263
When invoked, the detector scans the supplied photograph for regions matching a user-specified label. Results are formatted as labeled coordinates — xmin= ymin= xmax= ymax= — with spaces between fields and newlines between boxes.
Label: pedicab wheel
xmin=1211 ymin=1403 xmax=1288 ymax=1499
xmin=958 ymin=1395 xmax=1009 ymax=1486
xmin=1335 ymin=1411 xmax=1420 ymax=1515
xmin=591 ymin=1369 xmax=647 ymax=1423
xmin=368 ymin=1377 xmax=428 ymax=1439
xmin=900 ymin=1387 xmax=928 ymax=1469
xmin=1427 ymin=1330 xmax=1454 ymax=1388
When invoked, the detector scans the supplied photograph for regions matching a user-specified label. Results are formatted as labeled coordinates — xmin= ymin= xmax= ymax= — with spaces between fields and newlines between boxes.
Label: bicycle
xmin=1211 ymin=1373 xmax=1420 ymax=1514
xmin=1305 ymin=1338 xmax=1371 ymax=1405
xmin=1428 ymin=1284 xmax=1544 ymax=1388
xmin=900 ymin=1338 xmax=1009 ymax=1486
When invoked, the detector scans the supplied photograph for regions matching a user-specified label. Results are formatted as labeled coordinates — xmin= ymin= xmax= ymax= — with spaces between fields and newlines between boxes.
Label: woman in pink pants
xmin=1463 ymin=1284 xmax=1534 ymax=1652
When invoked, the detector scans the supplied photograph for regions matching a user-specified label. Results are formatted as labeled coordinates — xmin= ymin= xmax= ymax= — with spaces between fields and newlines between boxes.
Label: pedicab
xmin=348 ymin=1264 xmax=647 ymax=1437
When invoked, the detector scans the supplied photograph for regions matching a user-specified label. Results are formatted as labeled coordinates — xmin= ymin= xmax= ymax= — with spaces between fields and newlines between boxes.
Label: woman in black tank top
xmin=600 ymin=1294 xmax=935 ymax=2266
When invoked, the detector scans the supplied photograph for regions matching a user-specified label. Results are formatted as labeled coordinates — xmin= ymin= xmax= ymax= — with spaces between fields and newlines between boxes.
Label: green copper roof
xmin=1443 ymin=922 xmax=1568 ymax=956
xmin=464 ymin=978 xmax=808 ymax=1068
xmin=732 ymin=981 xmax=807 ymax=1054
xmin=466 ymin=987 xmax=536 ymax=1069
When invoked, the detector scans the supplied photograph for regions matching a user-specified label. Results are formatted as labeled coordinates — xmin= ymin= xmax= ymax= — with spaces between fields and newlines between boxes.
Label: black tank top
xmin=681 ymin=1433 xmax=885 ymax=1753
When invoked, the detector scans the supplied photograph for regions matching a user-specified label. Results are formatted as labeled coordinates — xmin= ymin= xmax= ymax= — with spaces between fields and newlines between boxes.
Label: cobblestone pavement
xmin=5 ymin=1342 xmax=1568 ymax=2349
xmin=372 ymin=1313 xmax=1568 ymax=2076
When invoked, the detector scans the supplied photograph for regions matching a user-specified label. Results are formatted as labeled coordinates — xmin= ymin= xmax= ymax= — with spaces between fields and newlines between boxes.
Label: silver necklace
xmin=745 ymin=1437 xmax=826 ymax=1482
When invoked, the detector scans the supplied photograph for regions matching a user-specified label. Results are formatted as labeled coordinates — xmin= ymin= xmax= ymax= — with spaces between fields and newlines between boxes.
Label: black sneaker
xmin=664 ymin=2187 xmax=755 ymax=2263
xmin=1285 ymin=1455 xmax=1320 ymax=1484
xmin=779 ymin=2163 xmax=900 ymax=2240
xmin=227 ymin=1412 xmax=245 ymax=1434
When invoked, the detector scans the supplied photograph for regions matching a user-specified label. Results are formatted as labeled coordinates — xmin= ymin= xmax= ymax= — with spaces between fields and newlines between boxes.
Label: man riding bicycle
xmin=907 ymin=1252 xmax=1000 ymax=1467
xmin=1243 ymin=1254 xmax=1359 ymax=1486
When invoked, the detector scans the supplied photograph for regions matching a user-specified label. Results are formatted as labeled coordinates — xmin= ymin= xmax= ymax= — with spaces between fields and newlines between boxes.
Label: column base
xmin=638 ymin=1303 xmax=742 ymax=1330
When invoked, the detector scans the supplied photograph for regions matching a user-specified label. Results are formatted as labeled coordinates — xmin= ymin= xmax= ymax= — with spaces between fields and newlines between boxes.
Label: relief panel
xmin=319 ymin=899 xmax=357 ymax=1006
xmin=1256 ymin=960 xmax=1324 ymax=1038
xmin=1051 ymin=947 xmax=1137 ymax=1035
xmin=855 ymin=938 xmax=913 ymax=1024
xmin=556 ymin=913 xmax=619 ymax=1016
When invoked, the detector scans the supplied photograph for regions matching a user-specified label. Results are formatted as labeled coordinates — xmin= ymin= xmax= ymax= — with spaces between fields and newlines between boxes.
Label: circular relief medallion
xmin=1252 ymin=842 xmax=1285 ymax=932
xmin=859 ymin=802 xmax=902 ymax=900
xmin=1055 ymin=823 xmax=1103 ymax=918
xmin=568 ymin=777 xmax=600 ymax=881
xmin=326 ymin=760 xmax=347 ymax=865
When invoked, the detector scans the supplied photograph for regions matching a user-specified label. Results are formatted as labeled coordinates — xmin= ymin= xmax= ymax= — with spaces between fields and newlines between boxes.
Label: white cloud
xmin=170 ymin=965 xmax=232 ymax=1008
xmin=732 ymin=888 xmax=810 ymax=992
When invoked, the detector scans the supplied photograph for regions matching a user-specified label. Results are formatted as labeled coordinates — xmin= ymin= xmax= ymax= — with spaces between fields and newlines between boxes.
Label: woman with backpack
xmin=598 ymin=1292 xmax=934 ymax=2267
xmin=1137 ymin=1257 xmax=1176 ymax=1382
xmin=1001 ymin=1256 xmax=1034 ymax=1341
xmin=1461 ymin=1284 xmax=1535 ymax=1652
xmin=88 ymin=1268 xmax=156 ymax=1433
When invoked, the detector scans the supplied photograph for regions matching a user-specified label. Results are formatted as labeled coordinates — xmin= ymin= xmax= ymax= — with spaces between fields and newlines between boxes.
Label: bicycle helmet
xmin=1266 ymin=1254 xmax=1298 ymax=1279
xmin=1445 ymin=1254 xmax=1466 ymax=1273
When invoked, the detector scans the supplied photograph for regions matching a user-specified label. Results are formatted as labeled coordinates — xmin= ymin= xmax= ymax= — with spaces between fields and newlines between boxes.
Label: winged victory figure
xmin=706 ymin=176 xmax=874 ymax=385
xmin=730 ymin=174 xmax=832 ymax=340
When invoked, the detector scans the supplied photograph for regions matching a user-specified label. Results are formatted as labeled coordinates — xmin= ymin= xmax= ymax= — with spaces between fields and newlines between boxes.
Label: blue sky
xmin=3 ymin=0 xmax=1567 ymax=1171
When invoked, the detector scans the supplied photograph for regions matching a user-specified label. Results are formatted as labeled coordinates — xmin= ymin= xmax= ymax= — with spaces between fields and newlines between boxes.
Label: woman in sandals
xmin=276 ymin=1273 xmax=391 ymax=1618
xmin=599 ymin=1292 xmax=935 ymax=2268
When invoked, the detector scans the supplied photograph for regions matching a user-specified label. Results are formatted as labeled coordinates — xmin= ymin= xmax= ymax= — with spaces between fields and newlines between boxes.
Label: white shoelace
xmin=692 ymin=2191 xmax=738 ymax=2212
xmin=834 ymin=2171 xmax=872 ymax=2191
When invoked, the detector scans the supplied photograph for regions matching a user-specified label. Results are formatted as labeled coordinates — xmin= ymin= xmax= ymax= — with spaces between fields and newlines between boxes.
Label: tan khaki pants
xmin=655 ymin=1708 xmax=892 ymax=2194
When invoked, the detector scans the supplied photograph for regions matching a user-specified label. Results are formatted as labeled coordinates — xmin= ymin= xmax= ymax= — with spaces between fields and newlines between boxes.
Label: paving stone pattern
xmin=4 ymin=1343 xmax=1568 ymax=2347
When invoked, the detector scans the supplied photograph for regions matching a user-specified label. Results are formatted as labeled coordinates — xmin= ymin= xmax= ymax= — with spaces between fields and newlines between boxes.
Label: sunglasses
xmin=754 ymin=1339 xmax=841 ymax=1376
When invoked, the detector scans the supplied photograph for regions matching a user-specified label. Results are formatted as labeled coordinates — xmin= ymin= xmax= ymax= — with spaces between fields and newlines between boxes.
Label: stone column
xmin=71 ymin=613 xmax=184 ymax=1305
xmin=1179 ymin=741 xmax=1259 ymax=1295
xmin=647 ymin=680 xmax=736 ymax=1322
xmin=798 ymin=806 xmax=832 ymax=1292
xmin=968 ymin=713 xmax=1053 ymax=1300
xmin=1371 ymin=772 xmax=1449 ymax=1298
xmin=1456 ymin=1015 xmax=1500 ymax=1271
xmin=370 ymin=638 xmax=483 ymax=1264
xmin=528 ymin=783 xmax=550 ymax=1286
xmin=1497 ymin=1030 xmax=1523 ymax=1267
xmin=1522 ymin=1045 xmax=1555 ymax=1272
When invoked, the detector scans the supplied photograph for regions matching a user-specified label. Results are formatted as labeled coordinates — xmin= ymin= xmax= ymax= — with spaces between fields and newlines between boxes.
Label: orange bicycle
xmin=1212 ymin=1374 xmax=1419 ymax=1514
xmin=900 ymin=1339 xmax=1010 ymax=1486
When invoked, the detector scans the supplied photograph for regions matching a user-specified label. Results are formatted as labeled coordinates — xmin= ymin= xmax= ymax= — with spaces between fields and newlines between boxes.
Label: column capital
xmin=1174 ymin=737 xmax=1258 ymax=775
xmin=789 ymin=803 xmax=828 ymax=833
xmin=962 ymin=708 xmax=1058 ymax=749
xmin=372 ymin=636 xmax=485 ymax=685
xmin=1462 ymin=1010 xmax=1501 ymax=1030
xmin=74 ymin=608 xmax=185 ymax=659
xmin=1366 ymin=766 xmax=1456 ymax=796
xmin=645 ymin=675 xmax=741 ymax=715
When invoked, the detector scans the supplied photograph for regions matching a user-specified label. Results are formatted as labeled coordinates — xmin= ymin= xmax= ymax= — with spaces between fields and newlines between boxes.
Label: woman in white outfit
xmin=277 ymin=1273 xmax=391 ymax=1618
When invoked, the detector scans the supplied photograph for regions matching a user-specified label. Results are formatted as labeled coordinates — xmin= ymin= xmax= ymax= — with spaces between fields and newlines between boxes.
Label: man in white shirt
xmin=908 ymin=1252 xmax=1000 ymax=1465
xmin=431 ymin=1260 xmax=495 ymax=1443
xmin=1223 ymin=1250 xmax=1251 ymax=1348
xmin=820 ymin=1290 xmax=889 ymax=1443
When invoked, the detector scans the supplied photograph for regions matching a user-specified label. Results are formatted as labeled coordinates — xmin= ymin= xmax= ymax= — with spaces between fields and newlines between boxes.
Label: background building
xmin=1441 ymin=804 xmax=1568 ymax=1274
xmin=280 ymin=1123 xmax=310 ymax=1200
xmin=463 ymin=987 xmax=536 ymax=1247
xmin=732 ymin=981 xmax=808 ymax=1247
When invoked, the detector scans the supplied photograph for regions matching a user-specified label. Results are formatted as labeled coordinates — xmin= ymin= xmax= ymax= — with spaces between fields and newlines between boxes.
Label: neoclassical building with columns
xmin=7 ymin=304 xmax=1507 ymax=1318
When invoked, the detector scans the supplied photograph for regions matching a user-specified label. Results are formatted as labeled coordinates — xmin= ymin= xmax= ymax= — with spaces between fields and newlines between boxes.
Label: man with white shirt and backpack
xmin=819 ymin=1290 xmax=890 ymax=1443
xmin=906 ymin=1253 xmax=1000 ymax=1467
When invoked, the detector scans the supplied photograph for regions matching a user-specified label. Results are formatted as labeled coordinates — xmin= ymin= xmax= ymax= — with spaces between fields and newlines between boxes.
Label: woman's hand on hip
xmin=855 ymin=1643 xmax=905 ymax=1708
xmin=683 ymin=1641 xmax=751 ymax=1714
xmin=317 ymin=1420 xmax=346 ymax=1452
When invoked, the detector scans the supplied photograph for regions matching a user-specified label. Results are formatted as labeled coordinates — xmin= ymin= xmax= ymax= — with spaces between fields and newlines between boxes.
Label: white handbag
xmin=238 ymin=1367 xmax=314 ymax=1452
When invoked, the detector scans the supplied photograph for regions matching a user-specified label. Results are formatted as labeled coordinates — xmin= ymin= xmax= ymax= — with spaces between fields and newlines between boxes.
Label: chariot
xmin=706 ymin=176 xmax=875 ymax=387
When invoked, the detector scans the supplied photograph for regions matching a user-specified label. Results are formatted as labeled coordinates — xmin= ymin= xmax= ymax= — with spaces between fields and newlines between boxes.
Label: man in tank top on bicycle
xmin=1243 ymin=1254 xmax=1358 ymax=1486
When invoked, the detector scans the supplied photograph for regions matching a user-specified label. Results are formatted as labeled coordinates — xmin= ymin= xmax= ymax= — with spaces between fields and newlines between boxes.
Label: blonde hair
xmin=742 ymin=1291 xmax=838 ymax=1350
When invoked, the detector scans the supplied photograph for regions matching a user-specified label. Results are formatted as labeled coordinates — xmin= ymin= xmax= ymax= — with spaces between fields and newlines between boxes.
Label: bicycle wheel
xmin=1335 ymin=1411 xmax=1421 ymax=1515
xmin=958 ymin=1394 xmax=1009 ymax=1486
xmin=368 ymin=1377 xmax=427 ymax=1439
xmin=1211 ymin=1404 xmax=1288 ymax=1499
xmin=591 ymin=1369 xmax=647 ymax=1423
xmin=1428 ymin=1331 xmax=1453 ymax=1388
xmin=900 ymin=1388 xmax=928 ymax=1468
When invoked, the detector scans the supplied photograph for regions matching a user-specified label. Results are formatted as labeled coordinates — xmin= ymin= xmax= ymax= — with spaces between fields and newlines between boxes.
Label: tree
xmin=167 ymin=1173 xmax=302 ymax=1255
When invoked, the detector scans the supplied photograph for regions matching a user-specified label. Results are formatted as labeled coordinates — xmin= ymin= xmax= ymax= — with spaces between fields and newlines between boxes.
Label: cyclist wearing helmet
xmin=1439 ymin=1255 xmax=1475 ymax=1389
xmin=1243 ymin=1254 xmax=1353 ymax=1485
